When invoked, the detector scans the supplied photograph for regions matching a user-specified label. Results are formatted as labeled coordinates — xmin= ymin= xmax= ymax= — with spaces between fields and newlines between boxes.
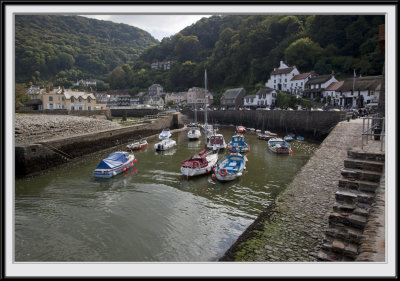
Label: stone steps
xmin=341 ymin=168 xmax=382 ymax=183
xmin=319 ymin=237 xmax=359 ymax=260
xmin=347 ymin=150 xmax=385 ymax=162
xmin=344 ymin=158 xmax=384 ymax=173
xmin=338 ymin=179 xmax=379 ymax=193
xmin=318 ymin=149 xmax=384 ymax=262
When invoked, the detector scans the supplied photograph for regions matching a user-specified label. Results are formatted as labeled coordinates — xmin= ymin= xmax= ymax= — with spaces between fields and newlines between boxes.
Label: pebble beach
xmin=14 ymin=114 xmax=122 ymax=145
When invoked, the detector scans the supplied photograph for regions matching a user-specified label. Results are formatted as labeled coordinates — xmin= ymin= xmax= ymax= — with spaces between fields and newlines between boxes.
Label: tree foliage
xmin=16 ymin=14 xmax=384 ymax=95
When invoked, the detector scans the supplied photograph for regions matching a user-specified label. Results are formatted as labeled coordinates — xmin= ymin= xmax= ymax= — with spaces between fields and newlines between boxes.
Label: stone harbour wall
xmin=15 ymin=113 xmax=183 ymax=177
xmin=219 ymin=118 xmax=385 ymax=262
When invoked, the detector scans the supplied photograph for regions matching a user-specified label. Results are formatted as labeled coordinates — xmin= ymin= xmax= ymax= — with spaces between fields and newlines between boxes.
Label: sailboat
xmin=187 ymin=98 xmax=201 ymax=140
xmin=181 ymin=69 xmax=219 ymax=177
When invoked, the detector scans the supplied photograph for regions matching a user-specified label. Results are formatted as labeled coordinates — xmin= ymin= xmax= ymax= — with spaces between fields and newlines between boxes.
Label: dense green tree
xmin=284 ymin=38 xmax=323 ymax=71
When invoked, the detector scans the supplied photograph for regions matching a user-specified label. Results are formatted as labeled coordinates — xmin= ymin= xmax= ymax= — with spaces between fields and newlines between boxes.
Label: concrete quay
xmin=219 ymin=118 xmax=386 ymax=262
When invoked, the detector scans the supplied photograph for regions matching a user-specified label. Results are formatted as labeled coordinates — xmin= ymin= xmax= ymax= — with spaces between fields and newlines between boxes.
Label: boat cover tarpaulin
xmin=96 ymin=153 xmax=128 ymax=169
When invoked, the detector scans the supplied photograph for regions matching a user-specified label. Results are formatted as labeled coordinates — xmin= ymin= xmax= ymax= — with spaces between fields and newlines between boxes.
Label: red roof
xmin=325 ymin=81 xmax=344 ymax=91
xmin=290 ymin=72 xmax=312 ymax=81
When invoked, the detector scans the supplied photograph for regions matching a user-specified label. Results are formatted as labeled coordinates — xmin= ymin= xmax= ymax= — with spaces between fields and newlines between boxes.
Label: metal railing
xmin=361 ymin=114 xmax=385 ymax=151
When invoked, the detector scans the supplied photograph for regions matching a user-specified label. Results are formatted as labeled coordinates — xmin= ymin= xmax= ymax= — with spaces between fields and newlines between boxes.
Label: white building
xmin=289 ymin=72 xmax=314 ymax=97
xmin=322 ymin=81 xmax=344 ymax=106
xmin=244 ymin=88 xmax=277 ymax=108
xmin=303 ymin=74 xmax=338 ymax=101
xmin=336 ymin=76 xmax=382 ymax=108
xmin=265 ymin=61 xmax=300 ymax=92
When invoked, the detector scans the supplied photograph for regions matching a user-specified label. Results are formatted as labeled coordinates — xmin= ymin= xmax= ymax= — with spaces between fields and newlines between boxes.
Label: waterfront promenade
xmin=220 ymin=118 xmax=386 ymax=262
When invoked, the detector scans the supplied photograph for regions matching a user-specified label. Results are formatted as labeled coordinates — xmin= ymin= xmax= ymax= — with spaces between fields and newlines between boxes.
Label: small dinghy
xmin=126 ymin=138 xmax=148 ymax=151
xmin=268 ymin=138 xmax=292 ymax=154
xmin=154 ymin=138 xmax=176 ymax=151
xmin=213 ymin=153 xmax=247 ymax=182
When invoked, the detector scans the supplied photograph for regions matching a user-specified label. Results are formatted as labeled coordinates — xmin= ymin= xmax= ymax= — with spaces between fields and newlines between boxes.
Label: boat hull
xmin=93 ymin=155 xmax=135 ymax=178
xmin=180 ymin=153 xmax=218 ymax=177
xmin=154 ymin=140 xmax=176 ymax=151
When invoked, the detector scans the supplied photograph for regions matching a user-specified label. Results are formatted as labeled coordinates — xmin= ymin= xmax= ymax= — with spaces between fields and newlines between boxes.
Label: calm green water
xmin=15 ymin=127 xmax=319 ymax=262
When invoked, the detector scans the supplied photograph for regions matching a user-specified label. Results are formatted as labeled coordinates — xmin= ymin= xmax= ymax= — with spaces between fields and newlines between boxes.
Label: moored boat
xmin=94 ymin=151 xmax=136 ymax=178
xmin=296 ymin=136 xmax=305 ymax=141
xmin=187 ymin=125 xmax=201 ymax=140
xmin=159 ymin=129 xmax=172 ymax=140
xmin=126 ymin=138 xmax=148 ymax=151
xmin=236 ymin=126 xmax=247 ymax=134
xmin=228 ymin=134 xmax=250 ymax=153
xmin=154 ymin=138 xmax=176 ymax=151
xmin=268 ymin=138 xmax=292 ymax=154
xmin=207 ymin=133 xmax=227 ymax=151
xmin=181 ymin=146 xmax=218 ymax=177
xmin=213 ymin=153 xmax=247 ymax=182
xmin=284 ymin=135 xmax=293 ymax=142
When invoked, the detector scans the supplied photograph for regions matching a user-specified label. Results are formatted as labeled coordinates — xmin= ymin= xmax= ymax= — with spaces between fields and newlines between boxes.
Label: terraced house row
xmin=265 ymin=60 xmax=382 ymax=108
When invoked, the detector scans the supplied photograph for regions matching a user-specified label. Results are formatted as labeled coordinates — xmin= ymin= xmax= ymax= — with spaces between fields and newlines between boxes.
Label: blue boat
xmin=213 ymin=153 xmax=247 ymax=182
xmin=94 ymin=152 xmax=136 ymax=178
xmin=296 ymin=136 xmax=305 ymax=141
xmin=284 ymin=135 xmax=293 ymax=142
xmin=228 ymin=134 xmax=250 ymax=153
xmin=268 ymin=138 xmax=292 ymax=154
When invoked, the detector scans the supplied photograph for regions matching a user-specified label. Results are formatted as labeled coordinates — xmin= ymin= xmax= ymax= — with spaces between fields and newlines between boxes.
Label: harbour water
xmin=15 ymin=127 xmax=319 ymax=262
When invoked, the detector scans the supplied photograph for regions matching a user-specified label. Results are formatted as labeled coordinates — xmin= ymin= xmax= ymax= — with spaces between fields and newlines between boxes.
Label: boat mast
xmin=204 ymin=69 xmax=208 ymax=145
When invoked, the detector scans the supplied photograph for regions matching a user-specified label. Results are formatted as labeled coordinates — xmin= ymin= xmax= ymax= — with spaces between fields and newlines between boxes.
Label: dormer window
xmin=71 ymin=97 xmax=75 ymax=103
xmin=88 ymin=97 xmax=91 ymax=103
xmin=78 ymin=97 xmax=82 ymax=102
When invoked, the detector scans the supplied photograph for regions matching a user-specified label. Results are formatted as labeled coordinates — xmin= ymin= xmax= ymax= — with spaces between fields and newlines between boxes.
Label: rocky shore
xmin=15 ymin=114 xmax=122 ymax=145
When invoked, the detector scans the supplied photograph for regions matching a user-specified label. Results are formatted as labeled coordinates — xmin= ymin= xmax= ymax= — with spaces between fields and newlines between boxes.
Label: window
xmin=285 ymin=79 xmax=287 ymax=82
xmin=49 ymin=96 xmax=53 ymax=101
xmin=78 ymin=97 xmax=82 ymax=102
xmin=71 ymin=97 xmax=75 ymax=103
xmin=87 ymin=97 xmax=91 ymax=103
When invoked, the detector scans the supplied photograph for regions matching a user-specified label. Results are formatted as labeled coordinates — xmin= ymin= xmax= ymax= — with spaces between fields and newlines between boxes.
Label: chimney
xmin=89 ymin=87 xmax=92 ymax=93
xmin=61 ymin=86 xmax=65 ymax=93
xmin=46 ymin=86 xmax=49 ymax=93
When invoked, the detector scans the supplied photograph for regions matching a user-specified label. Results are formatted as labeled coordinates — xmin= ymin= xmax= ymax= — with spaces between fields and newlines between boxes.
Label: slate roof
xmin=63 ymin=91 xmax=96 ymax=100
xmin=271 ymin=67 xmax=295 ymax=75
xmin=305 ymin=75 xmax=333 ymax=85
xmin=223 ymin=88 xmax=245 ymax=99
xmin=255 ymin=88 xmax=275 ymax=95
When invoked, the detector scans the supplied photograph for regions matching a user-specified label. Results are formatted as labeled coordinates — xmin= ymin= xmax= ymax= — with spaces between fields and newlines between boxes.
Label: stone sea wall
xmin=219 ymin=118 xmax=384 ymax=262
xmin=15 ymin=113 xmax=183 ymax=177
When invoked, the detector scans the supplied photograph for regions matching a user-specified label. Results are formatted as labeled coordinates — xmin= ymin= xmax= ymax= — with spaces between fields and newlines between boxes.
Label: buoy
xmin=212 ymin=174 xmax=216 ymax=179
xmin=123 ymin=168 xmax=127 ymax=172
xmin=134 ymin=159 xmax=137 ymax=163
xmin=290 ymin=150 xmax=293 ymax=154
xmin=248 ymin=147 xmax=250 ymax=152
xmin=130 ymin=163 xmax=134 ymax=167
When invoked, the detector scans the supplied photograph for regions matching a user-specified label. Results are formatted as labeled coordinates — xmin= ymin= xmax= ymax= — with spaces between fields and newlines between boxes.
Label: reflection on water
xmin=15 ymin=127 xmax=319 ymax=262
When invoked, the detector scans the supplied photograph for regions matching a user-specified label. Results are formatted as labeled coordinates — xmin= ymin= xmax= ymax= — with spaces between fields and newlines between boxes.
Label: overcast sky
xmin=83 ymin=15 xmax=212 ymax=41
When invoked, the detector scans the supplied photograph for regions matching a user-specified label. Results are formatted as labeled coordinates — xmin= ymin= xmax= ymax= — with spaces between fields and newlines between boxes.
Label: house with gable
xmin=148 ymin=84 xmax=164 ymax=96
xmin=186 ymin=87 xmax=213 ymax=108
xmin=336 ymin=75 xmax=382 ymax=108
xmin=289 ymin=72 xmax=314 ymax=96
xmin=265 ymin=61 xmax=300 ymax=92
xmin=244 ymin=88 xmax=277 ymax=109
xmin=322 ymin=81 xmax=344 ymax=106
xmin=303 ymin=74 xmax=338 ymax=101
xmin=220 ymin=88 xmax=246 ymax=109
